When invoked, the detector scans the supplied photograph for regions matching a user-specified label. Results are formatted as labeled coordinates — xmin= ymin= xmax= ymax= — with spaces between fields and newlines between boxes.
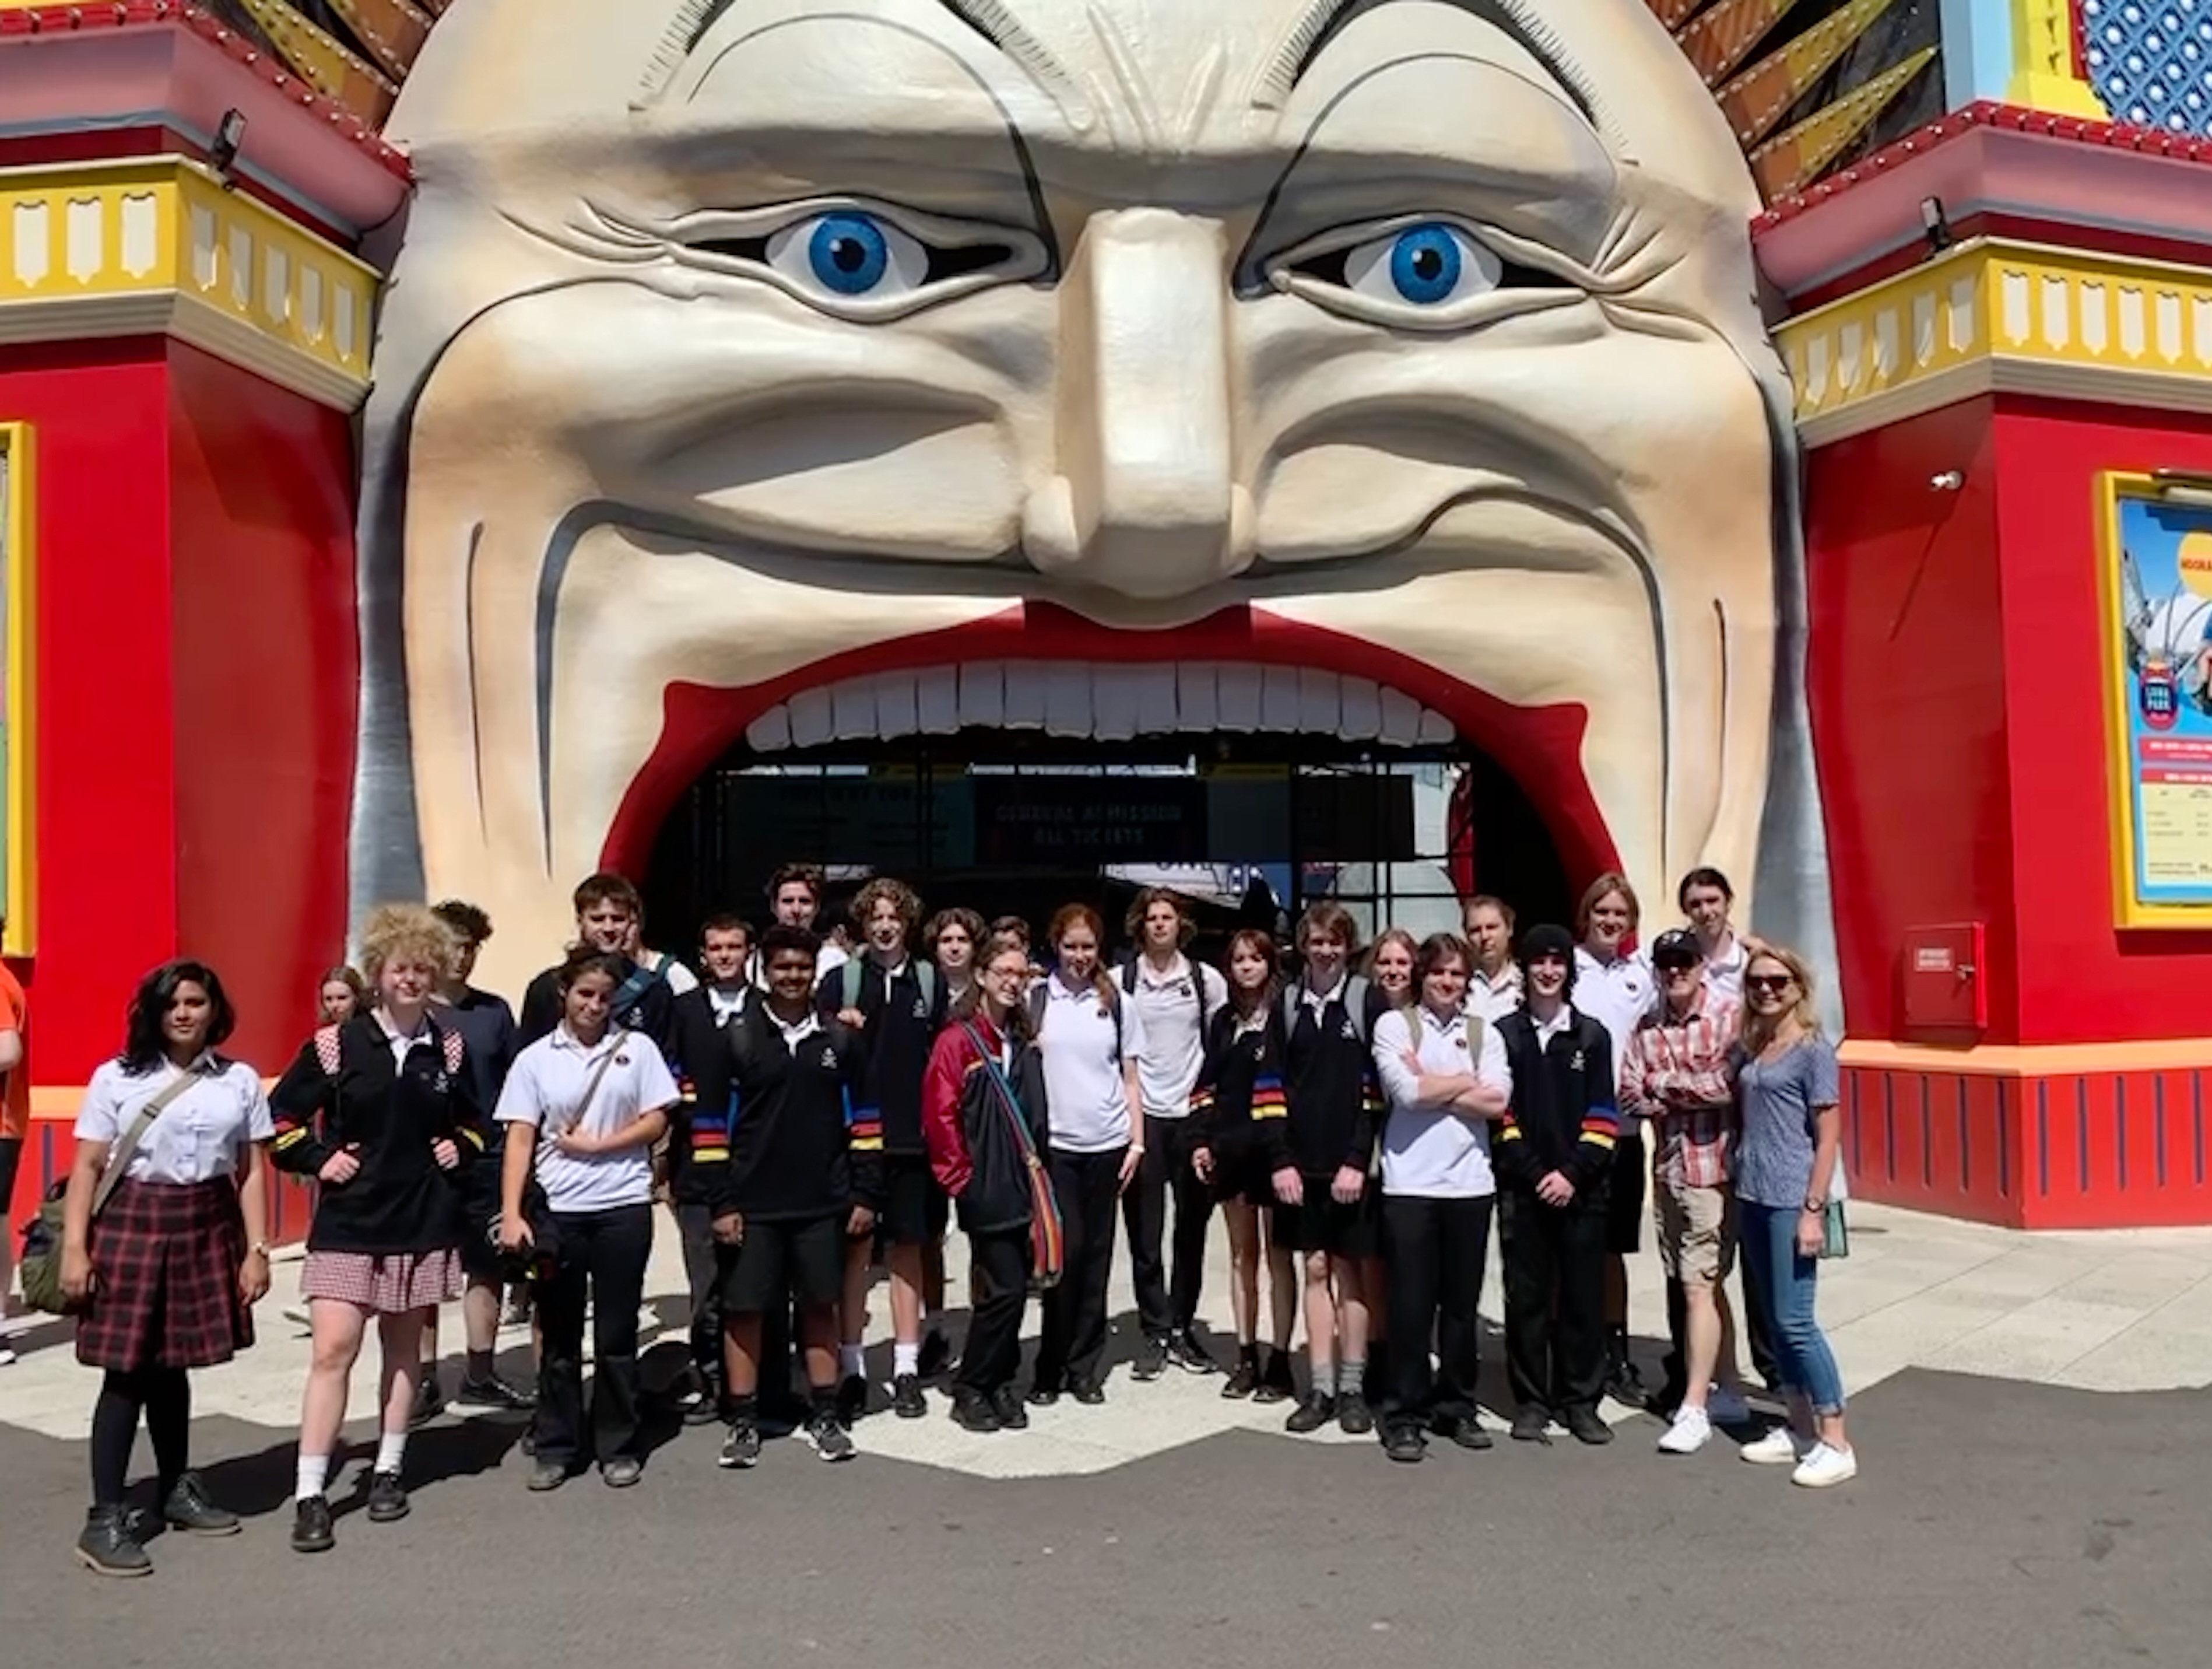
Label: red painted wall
xmin=1992 ymin=396 xmax=2212 ymax=1043
xmin=1807 ymin=397 xmax=2020 ymax=1042
xmin=166 ymin=341 xmax=357 ymax=1070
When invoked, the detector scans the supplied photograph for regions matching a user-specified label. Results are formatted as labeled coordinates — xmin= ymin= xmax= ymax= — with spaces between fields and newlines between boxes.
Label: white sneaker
xmin=1656 ymin=1406 xmax=1712 ymax=1455
xmin=0 ymin=1345 xmax=16 ymax=1368
xmin=1792 ymin=1442 xmax=1858 ymax=1488
xmin=1739 ymin=1426 xmax=1806 ymax=1465
xmin=1705 ymin=1385 xmax=1752 ymax=1425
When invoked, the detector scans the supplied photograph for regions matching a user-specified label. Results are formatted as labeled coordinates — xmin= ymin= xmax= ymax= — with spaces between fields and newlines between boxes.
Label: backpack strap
xmin=839 ymin=958 xmax=863 ymax=1011
xmin=916 ymin=960 xmax=938 ymax=1012
xmin=1026 ymin=981 xmax=1048 ymax=1036
xmin=610 ymin=960 xmax=656 ymax=1024
xmin=313 ymin=1023 xmax=342 ymax=1077
xmin=440 ymin=1025 xmax=465 ymax=1077
xmin=1346 ymin=976 xmax=1372 ymax=1045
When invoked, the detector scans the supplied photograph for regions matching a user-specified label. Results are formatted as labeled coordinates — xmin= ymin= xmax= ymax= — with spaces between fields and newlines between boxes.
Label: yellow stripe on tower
xmin=1716 ymin=0 xmax=1899 ymax=148
xmin=1750 ymin=46 xmax=1937 ymax=199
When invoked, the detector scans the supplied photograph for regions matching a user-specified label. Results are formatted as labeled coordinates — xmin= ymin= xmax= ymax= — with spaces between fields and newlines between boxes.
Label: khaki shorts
xmin=1656 ymin=1181 xmax=1737 ymax=1285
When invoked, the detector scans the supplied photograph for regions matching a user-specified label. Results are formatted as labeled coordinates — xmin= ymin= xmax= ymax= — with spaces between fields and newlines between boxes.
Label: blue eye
xmin=807 ymin=213 xmax=890 ymax=295
xmin=1387 ymin=224 xmax=1463 ymax=304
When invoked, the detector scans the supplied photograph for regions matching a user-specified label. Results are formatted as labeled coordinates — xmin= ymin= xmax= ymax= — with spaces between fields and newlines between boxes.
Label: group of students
xmin=48 ymin=859 xmax=1855 ymax=1579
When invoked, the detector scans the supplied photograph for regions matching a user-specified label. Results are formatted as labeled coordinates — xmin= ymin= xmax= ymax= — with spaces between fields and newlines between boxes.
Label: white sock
xmin=839 ymin=1344 xmax=866 ymax=1382
xmin=296 ymin=1454 xmax=329 ymax=1502
xmin=375 ymin=1429 xmax=408 ymax=1477
xmin=893 ymin=1341 xmax=920 ymax=1378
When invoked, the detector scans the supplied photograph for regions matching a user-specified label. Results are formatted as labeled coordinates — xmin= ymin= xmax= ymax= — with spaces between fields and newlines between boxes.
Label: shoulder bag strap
xmin=556 ymin=1044 xmax=625 ymax=1135
xmin=961 ymin=1022 xmax=1040 ymax=1163
xmin=90 ymin=1068 xmax=204 ymax=1218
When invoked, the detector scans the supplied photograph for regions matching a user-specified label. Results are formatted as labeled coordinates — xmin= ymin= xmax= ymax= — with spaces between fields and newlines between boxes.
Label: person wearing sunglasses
xmin=1732 ymin=946 xmax=1855 ymax=1488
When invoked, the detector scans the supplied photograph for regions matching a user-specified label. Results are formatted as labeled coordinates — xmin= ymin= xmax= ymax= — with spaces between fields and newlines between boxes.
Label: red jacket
xmin=924 ymin=1015 xmax=1048 ymax=1236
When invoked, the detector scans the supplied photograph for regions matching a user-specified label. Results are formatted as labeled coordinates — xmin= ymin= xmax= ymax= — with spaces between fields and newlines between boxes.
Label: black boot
xmin=161 ymin=1471 xmax=240 ymax=1536
xmin=75 ymin=1507 xmax=151 ymax=1577
xmin=1253 ymin=1346 xmax=1296 ymax=1405
xmin=1221 ymin=1344 xmax=1260 ymax=1400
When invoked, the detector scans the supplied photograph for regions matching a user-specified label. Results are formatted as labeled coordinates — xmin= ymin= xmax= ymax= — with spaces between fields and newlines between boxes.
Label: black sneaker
xmin=677 ymin=1376 xmax=725 ymax=1426
xmin=601 ymin=1456 xmax=644 ymax=1489
xmin=1606 ymin=1356 xmax=1648 ymax=1409
xmin=1253 ymin=1354 xmax=1295 ymax=1405
xmin=1166 ymin=1328 xmax=1219 ymax=1375
xmin=1382 ymin=1423 xmax=1427 ymax=1464
xmin=161 ymin=1471 xmax=240 ymax=1536
xmin=1510 ymin=1407 xmax=1552 ymax=1444
xmin=1132 ymin=1335 xmax=1168 ymax=1382
xmin=526 ymin=1460 xmax=569 ymax=1492
xmin=892 ymin=1373 xmax=927 ymax=1419
xmin=805 ymin=1408 xmax=856 ymax=1463
xmin=75 ymin=1507 xmax=152 ymax=1577
xmin=409 ymin=1375 xmax=445 ymax=1429
xmin=917 ymin=1329 xmax=953 ymax=1380
xmin=1072 ymin=1380 xmax=1107 ymax=1405
xmin=1221 ymin=1352 xmax=1260 ymax=1400
xmin=290 ymin=1495 xmax=335 ymax=1554
xmin=1438 ymin=1415 xmax=1494 ymax=1451
xmin=366 ymin=1471 xmax=410 ymax=1523
xmin=718 ymin=1419 xmax=763 ymax=1470
xmin=1565 ymin=1406 xmax=1616 ymax=1446
xmin=1337 ymin=1388 xmax=1375 ymax=1436
xmin=950 ymin=1391 xmax=1002 ymax=1433
xmin=835 ymin=1373 xmax=870 ymax=1426
xmin=1026 ymin=1384 xmax=1062 ymax=1408
xmin=456 ymin=1374 xmax=535 ymax=1411
xmin=1285 ymin=1390 xmax=1336 ymax=1434
xmin=992 ymin=1386 xmax=1030 ymax=1430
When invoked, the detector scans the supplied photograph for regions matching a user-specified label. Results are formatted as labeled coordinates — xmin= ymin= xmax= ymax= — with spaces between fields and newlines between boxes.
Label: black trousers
xmin=1662 ymin=1270 xmax=1781 ymax=1390
xmin=1382 ymin=1193 xmax=1493 ymax=1429
xmin=1034 ymin=1148 xmax=1125 ymax=1392
xmin=676 ymin=1202 xmax=725 ymax=1385
xmin=535 ymin=1202 xmax=654 ymax=1468
xmin=1498 ymin=1189 xmax=1608 ymax=1416
xmin=957 ymin=1228 xmax=1031 ymax=1400
xmin=1122 ymin=1114 xmax=1213 ymax=1338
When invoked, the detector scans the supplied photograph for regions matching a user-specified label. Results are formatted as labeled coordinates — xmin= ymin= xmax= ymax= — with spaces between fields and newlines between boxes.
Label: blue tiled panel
xmin=2084 ymin=1 xmax=2212 ymax=134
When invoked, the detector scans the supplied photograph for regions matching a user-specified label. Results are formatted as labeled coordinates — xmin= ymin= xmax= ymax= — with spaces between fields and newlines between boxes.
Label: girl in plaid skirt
xmin=271 ymin=904 xmax=490 ymax=1555
xmin=59 ymin=961 xmax=273 ymax=1577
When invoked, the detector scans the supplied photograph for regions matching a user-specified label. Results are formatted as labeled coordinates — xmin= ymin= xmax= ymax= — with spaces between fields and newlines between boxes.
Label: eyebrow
xmin=1256 ymin=0 xmax=1601 ymax=127
xmin=662 ymin=0 xmax=1072 ymax=88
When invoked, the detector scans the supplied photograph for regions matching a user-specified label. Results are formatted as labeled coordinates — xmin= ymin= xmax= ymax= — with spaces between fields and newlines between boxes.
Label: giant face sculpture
xmin=356 ymin=0 xmax=1835 ymax=1000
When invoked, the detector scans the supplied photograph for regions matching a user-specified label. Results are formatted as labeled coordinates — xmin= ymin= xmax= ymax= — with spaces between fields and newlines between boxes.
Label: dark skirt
xmin=76 ymin=1179 xmax=254 ymax=1372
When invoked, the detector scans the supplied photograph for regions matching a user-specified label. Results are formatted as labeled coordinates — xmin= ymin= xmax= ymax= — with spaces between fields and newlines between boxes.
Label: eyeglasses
xmin=1746 ymin=973 xmax=1795 ymax=994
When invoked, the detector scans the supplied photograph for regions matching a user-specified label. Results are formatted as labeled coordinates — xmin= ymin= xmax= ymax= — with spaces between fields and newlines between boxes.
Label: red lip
xmin=601 ymin=601 xmax=1617 ymax=884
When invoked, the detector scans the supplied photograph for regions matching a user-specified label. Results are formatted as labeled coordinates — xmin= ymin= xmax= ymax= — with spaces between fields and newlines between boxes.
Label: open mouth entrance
xmin=639 ymin=658 xmax=1574 ymax=952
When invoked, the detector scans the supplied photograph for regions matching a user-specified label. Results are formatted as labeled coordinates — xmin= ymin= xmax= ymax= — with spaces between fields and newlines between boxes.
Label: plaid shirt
xmin=1620 ymin=992 xmax=1741 ymax=1188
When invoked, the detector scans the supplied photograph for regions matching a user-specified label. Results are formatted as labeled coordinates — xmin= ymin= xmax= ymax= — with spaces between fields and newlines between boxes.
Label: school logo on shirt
xmin=615 ymin=1053 xmax=631 ymax=1067
xmin=818 ymin=1046 xmax=839 ymax=1070
xmin=1570 ymin=1050 xmax=1586 ymax=1072
xmin=1339 ymin=1020 xmax=1357 ymax=1041
xmin=911 ymin=997 xmax=930 ymax=1021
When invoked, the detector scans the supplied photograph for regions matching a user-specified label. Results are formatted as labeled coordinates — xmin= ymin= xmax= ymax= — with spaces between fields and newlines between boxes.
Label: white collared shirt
xmin=496 ymin=1023 xmax=679 ymax=1213
xmin=706 ymin=983 xmax=752 ymax=1027
xmin=1123 ymin=953 xmax=1229 ymax=1120
xmin=1372 ymin=1004 xmax=1511 ymax=1198
xmin=1572 ymin=945 xmax=1656 ymax=1092
xmin=1034 ymin=974 xmax=1149 ymax=1154
xmin=373 ymin=1011 xmax=432 ymax=1074
xmin=1700 ymin=932 xmax=1748 ymax=1007
xmin=767 ymin=1005 xmax=823 ymax=1052
xmin=75 ymin=1056 xmax=272 ymax=1186
xmin=1465 ymin=962 xmax=1523 ymax=1025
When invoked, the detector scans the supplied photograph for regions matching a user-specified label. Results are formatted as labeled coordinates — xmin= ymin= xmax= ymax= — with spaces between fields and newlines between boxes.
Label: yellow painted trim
xmin=2006 ymin=0 xmax=2109 ymax=120
xmin=0 ymin=422 xmax=31 ymax=955
xmin=0 ymin=157 xmax=379 ymax=401
xmin=1778 ymin=238 xmax=2212 ymax=436
xmin=1841 ymin=1039 xmax=2212 ymax=1077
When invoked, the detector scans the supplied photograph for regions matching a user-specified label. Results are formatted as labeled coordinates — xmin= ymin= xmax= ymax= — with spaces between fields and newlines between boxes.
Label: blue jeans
xmin=1737 ymin=1202 xmax=1846 ymax=1416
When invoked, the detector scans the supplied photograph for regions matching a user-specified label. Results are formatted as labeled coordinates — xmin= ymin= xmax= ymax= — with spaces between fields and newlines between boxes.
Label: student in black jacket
xmin=922 ymin=936 xmax=1049 ymax=1432
xmin=694 ymin=925 xmax=880 ymax=1469
xmin=1190 ymin=930 xmax=1298 ymax=1403
xmin=665 ymin=914 xmax=752 ymax=1424
xmin=271 ymin=905 xmax=489 ymax=1555
xmin=822 ymin=878 xmax=947 ymax=1422
xmin=1494 ymin=924 xmax=1622 ymax=1447
xmin=515 ymin=874 xmax=679 ymax=1057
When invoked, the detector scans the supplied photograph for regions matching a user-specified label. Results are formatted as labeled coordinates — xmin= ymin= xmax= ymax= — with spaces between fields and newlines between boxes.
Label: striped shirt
xmin=1620 ymin=992 xmax=1740 ymax=1189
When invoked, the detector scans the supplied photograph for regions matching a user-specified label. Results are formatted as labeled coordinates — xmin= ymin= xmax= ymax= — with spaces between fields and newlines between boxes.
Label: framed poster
xmin=2099 ymin=471 xmax=2212 ymax=927
xmin=0 ymin=423 xmax=32 ymax=955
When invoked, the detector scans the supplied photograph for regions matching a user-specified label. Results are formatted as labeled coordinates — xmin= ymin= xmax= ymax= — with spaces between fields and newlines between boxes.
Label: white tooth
xmin=1418 ymin=708 xmax=1455 ymax=745
xmin=917 ymin=666 xmax=960 ymax=734
xmin=1340 ymin=678 xmax=1382 ymax=739
xmin=1175 ymin=662 xmax=1220 ymax=731
xmin=788 ymin=686 xmax=834 ymax=749
xmin=1298 ymin=667 xmax=1341 ymax=735
xmin=831 ymin=676 xmax=877 ymax=741
xmin=1378 ymin=686 xmax=1421 ymax=746
xmin=1045 ymin=661 xmax=1091 ymax=738
xmin=960 ymin=661 xmax=1005 ymax=728
xmin=1093 ymin=665 xmax=1142 ymax=741
xmin=1134 ymin=664 xmax=1179 ymax=736
xmin=1003 ymin=661 xmax=1047 ymax=728
xmin=872 ymin=671 xmax=918 ymax=741
xmin=1261 ymin=665 xmax=1300 ymax=732
xmin=746 ymin=704 xmax=792 ymax=754
xmin=1217 ymin=663 xmax=1262 ymax=731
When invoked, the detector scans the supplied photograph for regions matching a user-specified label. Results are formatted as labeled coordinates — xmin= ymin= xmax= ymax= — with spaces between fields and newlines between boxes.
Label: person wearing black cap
xmin=1494 ymin=924 xmax=1621 ymax=1446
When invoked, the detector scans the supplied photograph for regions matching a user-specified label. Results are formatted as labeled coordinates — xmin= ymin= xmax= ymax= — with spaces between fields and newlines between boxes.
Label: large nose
xmin=1022 ymin=209 xmax=1255 ymax=599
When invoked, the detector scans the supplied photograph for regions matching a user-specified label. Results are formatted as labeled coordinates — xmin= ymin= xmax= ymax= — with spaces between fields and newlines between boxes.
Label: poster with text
xmin=2112 ymin=489 xmax=2212 ymax=913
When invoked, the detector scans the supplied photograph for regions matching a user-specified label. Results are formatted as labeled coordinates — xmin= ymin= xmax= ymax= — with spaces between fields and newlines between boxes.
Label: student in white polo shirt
xmin=496 ymin=948 xmax=679 ymax=1492
xmin=1571 ymin=872 xmax=1659 ymax=1404
xmin=1462 ymin=895 xmax=1525 ymax=1023
xmin=1679 ymin=868 xmax=1750 ymax=1007
xmin=1026 ymin=903 xmax=1148 ymax=1405
xmin=1116 ymin=889 xmax=1230 ymax=1380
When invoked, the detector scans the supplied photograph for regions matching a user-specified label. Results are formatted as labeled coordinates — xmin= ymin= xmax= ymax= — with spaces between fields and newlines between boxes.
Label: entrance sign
xmin=973 ymin=779 xmax=1206 ymax=865
xmin=2099 ymin=473 xmax=2212 ymax=925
